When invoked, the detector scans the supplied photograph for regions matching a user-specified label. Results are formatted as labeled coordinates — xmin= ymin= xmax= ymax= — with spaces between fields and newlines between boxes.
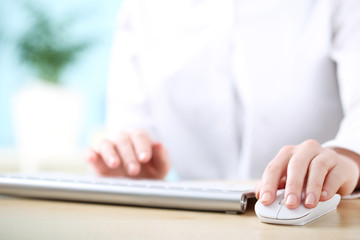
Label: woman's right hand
xmin=85 ymin=129 xmax=170 ymax=179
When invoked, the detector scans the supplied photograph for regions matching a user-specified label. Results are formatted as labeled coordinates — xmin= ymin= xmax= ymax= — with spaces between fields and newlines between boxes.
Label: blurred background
xmin=0 ymin=0 xmax=123 ymax=173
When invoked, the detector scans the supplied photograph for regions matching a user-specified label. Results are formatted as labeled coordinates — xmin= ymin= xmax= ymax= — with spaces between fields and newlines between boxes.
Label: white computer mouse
xmin=255 ymin=189 xmax=341 ymax=225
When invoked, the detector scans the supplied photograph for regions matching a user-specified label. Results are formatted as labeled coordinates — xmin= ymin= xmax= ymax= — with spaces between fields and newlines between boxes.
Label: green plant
xmin=16 ymin=3 xmax=92 ymax=84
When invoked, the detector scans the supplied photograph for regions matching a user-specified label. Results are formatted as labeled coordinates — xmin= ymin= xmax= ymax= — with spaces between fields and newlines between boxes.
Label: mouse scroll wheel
xmin=279 ymin=199 xmax=285 ymax=205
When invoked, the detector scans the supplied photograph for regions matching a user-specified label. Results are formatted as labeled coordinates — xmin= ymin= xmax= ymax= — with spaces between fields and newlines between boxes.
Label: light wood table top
xmin=0 ymin=192 xmax=359 ymax=240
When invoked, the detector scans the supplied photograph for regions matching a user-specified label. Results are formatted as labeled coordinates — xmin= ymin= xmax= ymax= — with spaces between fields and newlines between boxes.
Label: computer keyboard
xmin=0 ymin=173 xmax=255 ymax=213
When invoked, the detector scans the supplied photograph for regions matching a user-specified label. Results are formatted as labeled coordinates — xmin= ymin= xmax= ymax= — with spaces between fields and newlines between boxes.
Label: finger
xmin=85 ymin=148 xmax=111 ymax=176
xmin=143 ymin=143 xmax=170 ymax=179
xmin=255 ymin=180 xmax=261 ymax=199
xmin=304 ymin=148 xmax=337 ymax=208
xmin=321 ymin=155 xmax=359 ymax=200
xmin=333 ymin=150 xmax=360 ymax=196
xmin=285 ymin=140 xmax=321 ymax=209
xmin=98 ymin=139 xmax=121 ymax=169
xmin=256 ymin=177 xmax=286 ymax=200
xmin=320 ymin=166 xmax=344 ymax=201
xmin=278 ymin=175 xmax=287 ymax=189
xmin=116 ymin=132 xmax=140 ymax=176
xmin=85 ymin=148 xmax=100 ymax=164
xmin=130 ymin=130 xmax=153 ymax=163
xmin=259 ymin=146 xmax=293 ymax=205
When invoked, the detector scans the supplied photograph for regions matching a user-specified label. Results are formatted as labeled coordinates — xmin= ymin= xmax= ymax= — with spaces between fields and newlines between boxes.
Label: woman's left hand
xmin=255 ymin=139 xmax=360 ymax=209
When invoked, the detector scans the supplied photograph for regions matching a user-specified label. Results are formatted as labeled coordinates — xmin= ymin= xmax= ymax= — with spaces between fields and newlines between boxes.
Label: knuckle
xmin=131 ymin=129 xmax=147 ymax=139
xmin=117 ymin=132 xmax=130 ymax=144
xmin=324 ymin=148 xmax=338 ymax=160
xmin=308 ymin=179 xmax=323 ymax=191
xmin=118 ymin=149 xmax=133 ymax=161
xmin=278 ymin=145 xmax=295 ymax=156
xmin=99 ymin=139 xmax=112 ymax=152
xmin=287 ymin=158 xmax=304 ymax=170
xmin=265 ymin=161 xmax=282 ymax=175
xmin=311 ymin=155 xmax=329 ymax=169
xmin=302 ymin=139 xmax=320 ymax=148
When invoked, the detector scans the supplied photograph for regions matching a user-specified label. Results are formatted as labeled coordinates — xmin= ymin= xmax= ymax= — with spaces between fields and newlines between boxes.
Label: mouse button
xmin=325 ymin=194 xmax=341 ymax=207
xmin=276 ymin=189 xmax=285 ymax=197
xmin=254 ymin=200 xmax=282 ymax=219
xmin=315 ymin=194 xmax=341 ymax=212
xmin=273 ymin=189 xmax=285 ymax=204
xmin=276 ymin=204 xmax=311 ymax=220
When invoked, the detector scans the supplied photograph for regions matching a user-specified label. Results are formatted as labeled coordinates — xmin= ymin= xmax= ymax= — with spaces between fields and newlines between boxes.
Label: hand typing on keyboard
xmin=86 ymin=129 xmax=170 ymax=179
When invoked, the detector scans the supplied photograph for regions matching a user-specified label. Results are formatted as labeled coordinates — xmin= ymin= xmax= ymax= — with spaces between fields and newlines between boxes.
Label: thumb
xmin=147 ymin=142 xmax=171 ymax=179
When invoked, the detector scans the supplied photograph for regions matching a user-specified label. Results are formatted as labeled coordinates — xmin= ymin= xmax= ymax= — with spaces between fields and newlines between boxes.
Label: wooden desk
xmin=0 ymin=194 xmax=359 ymax=240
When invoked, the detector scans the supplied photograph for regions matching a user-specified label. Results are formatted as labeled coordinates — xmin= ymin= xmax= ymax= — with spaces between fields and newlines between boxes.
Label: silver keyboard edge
xmin=0 ymin=174 xmax=255 ymax=213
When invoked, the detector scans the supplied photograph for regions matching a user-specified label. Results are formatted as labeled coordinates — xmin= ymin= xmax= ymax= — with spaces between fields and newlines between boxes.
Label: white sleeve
xmin=322 ymin=0 xmax=360 ymax=154
xmin=105 ymin=1 xmax=155 ymax=140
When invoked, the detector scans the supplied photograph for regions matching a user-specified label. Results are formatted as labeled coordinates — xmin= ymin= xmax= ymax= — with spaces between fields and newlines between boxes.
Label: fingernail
xmin=321 ymin=191 xmax=328 ymax=199
xmin=285 ymin=193 xmax=298 ymax=206
xmin=305 ymin=193 xmax=316 ymax=205
xmin=128 ymin=162 xmax=139 ymax=175
xmin=138 ymin=152 xmax=147 ymax=162
xmin=260 ymin=192 xmax=272 ymax=203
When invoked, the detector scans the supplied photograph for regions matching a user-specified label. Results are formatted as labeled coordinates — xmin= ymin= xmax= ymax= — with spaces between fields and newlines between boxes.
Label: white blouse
xmin=105 ymin=0 xmax=360 ymax=180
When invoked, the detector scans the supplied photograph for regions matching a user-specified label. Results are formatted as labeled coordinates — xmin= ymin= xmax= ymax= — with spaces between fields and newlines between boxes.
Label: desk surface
xmin=0 ymin=193 xmax=359 ymax=240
